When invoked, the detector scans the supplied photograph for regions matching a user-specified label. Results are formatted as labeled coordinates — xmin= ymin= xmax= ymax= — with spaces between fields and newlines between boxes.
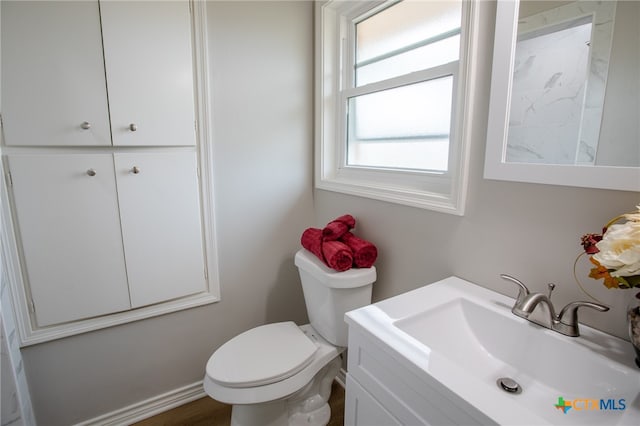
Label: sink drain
xmin=497 ymin=377 xmax=522 ymax=394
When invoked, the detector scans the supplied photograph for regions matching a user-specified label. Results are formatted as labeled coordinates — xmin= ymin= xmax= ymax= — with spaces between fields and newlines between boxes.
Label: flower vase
xmin=627 ymin=292 xmax=640 ymax=368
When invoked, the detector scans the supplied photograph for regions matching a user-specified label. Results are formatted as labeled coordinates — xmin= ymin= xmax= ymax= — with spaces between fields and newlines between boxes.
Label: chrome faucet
xmin=500 ymin=274 xmax=609 ymax=337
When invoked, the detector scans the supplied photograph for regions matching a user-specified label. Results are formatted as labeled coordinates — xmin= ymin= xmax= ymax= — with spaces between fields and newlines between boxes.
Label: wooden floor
xmin=133 ymin=382 xmax=345 ymax=426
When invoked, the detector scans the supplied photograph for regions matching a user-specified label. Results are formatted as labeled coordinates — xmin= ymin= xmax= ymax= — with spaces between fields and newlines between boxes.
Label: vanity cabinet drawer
xmin=346 ymin=326 xmax=491 ymax=426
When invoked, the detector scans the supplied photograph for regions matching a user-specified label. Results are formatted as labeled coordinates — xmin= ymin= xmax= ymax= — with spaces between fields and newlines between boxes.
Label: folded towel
xmin=322 ymin=214 xmax=356 ymax=241
xmin=301 ymin=228 xmax=324 ymax=259
xmin=301 ymin=228 xmax=353 ymax=272
xmin=340 ymin=231 xmax=377 ymax=268
xmin=322 ymin=240 xmax=354 ymax=272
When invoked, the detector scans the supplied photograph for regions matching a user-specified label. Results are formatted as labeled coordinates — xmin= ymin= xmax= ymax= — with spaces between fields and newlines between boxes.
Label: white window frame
xmin=315 ymin=0 xmax=479 ymax=215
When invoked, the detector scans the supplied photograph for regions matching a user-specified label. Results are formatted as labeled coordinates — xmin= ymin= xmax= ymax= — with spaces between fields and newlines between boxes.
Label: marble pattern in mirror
xmin=508 ymin=1 xmax=616 ymax=165
xmin=484 ymin=0 xmax=639 ymax=191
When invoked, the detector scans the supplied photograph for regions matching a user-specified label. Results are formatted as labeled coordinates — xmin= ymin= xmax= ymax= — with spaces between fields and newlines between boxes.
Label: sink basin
xmin=345 ymin=277 xmax=640 ymax=425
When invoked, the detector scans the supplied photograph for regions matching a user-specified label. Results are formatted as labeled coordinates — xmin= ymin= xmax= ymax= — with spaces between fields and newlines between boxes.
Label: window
xmin=316 ymin=0 xmax=479 ymax=215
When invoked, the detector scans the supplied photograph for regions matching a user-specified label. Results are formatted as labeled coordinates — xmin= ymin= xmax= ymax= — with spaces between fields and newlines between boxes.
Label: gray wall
xmin=316 ymin=0 xmax=638 ymax=341
xmin=19 ymin=2 xmax=314 ymax=424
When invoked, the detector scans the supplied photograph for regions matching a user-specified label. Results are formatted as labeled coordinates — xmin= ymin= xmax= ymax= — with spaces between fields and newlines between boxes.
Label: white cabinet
xmin=345 ymin=375 xmax=401 ymax=426
xmin=7 ymin=154 xmax=131 ymax=326
xmin=1 ymin=0 xmax=196 ymax=147
xmin=345 ymin=324 xmax=492 ymax=426
xmin=100 ymin=1 xmax=196 ymax=147
xmin=7 ymin=152 xmax=206 ymax=327
xmin=1 ymin=1 xmax=111 ymax=146
xmin=114 ymin=152 xmax=206 ymax=308
xmin=0 ymin=1 xmax=216 ymax=344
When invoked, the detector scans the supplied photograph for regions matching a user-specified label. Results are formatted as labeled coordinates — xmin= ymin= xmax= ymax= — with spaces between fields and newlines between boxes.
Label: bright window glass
xmin=356 ymin=35 xmax=460 ymax=86
xmin=347 ymin=77 xmax=453 ymax=171
xmin=347 ymin=0 xmax=461 ymax=172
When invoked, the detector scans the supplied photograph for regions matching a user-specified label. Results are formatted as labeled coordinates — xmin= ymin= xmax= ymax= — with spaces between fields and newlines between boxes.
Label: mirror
xmin=485 ymin=0 xmax=639 ymax=191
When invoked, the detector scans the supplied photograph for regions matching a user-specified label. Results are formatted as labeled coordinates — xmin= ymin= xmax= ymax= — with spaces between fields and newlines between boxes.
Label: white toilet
xmin=204 ymin=248 xmax=376 ymax=426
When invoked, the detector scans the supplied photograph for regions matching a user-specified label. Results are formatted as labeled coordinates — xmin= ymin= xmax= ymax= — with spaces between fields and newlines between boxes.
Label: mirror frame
xmin=484 ymin=0 xmax=639 ymax=192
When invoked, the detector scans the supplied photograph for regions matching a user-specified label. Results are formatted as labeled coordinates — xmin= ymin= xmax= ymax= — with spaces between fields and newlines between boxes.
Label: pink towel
xmin=340 ymin=231 xmax=377 ymax=268
xmin=301 ymin=228 xmax=353 ymax=272
xmin=322 ymin=214 xmax=356 ymax=241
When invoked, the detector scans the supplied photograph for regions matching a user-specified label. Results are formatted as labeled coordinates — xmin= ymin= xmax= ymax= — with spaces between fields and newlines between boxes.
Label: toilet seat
xmin=207 ymin=321 xmax=318 ymax=388
xmin=204 ymin=324 xmax=342 ymax=405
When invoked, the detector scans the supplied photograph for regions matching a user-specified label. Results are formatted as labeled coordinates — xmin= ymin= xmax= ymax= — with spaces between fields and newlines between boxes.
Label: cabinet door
xmin=7 ymin=155 xmax=131 ymax=326
xmin=345 ymin=375 xmax=401 ymax=426
xmin=0 ymin=1 xmax=111 ymax=146
xmin=100 ymin=1 xmax=196 ymax=146
xmin=114 ymin=151 xmax=206 ymax=307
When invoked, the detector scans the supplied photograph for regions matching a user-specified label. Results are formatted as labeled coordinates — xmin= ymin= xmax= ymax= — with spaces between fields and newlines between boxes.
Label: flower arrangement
xmin=579 ymin=206 xmax=640 ymax=290
xmin=580 ymin=205 xmax=640 ymax=367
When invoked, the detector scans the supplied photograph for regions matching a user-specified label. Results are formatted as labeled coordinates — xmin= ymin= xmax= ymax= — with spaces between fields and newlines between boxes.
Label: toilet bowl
xmin=203 ymin=249 xmax=376 ymax=426
xmin=204 ymin=323 xmax=342 ymax=425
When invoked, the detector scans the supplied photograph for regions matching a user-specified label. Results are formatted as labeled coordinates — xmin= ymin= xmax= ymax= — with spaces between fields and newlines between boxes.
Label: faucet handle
xmin=559 ymin=301 xmax=609 ymax=323
xmin=500 ymin=274 xmax=530 ymax=304
xmin=557 ymin=301 xmax=610 ymax=337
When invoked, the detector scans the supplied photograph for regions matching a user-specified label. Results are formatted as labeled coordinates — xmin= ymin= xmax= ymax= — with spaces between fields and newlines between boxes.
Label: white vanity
xmin=344 ymin=277 xmax=639 ymax=425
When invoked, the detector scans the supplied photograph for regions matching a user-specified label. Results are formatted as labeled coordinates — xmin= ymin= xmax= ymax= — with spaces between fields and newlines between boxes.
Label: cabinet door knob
xmin=131 ymin=166 xmax=141 ymax=174
xmin=86 ymin=169 xmax=97 ymax=177
xmin=129 ymin=123 xmax=138 ymax=132
xmin=80 ymin=121 xmax=91 ymax=130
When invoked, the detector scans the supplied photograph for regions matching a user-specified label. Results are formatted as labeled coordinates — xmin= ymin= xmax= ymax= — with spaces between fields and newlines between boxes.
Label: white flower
xmin=593 ymin=220 xmax=640 ymax=277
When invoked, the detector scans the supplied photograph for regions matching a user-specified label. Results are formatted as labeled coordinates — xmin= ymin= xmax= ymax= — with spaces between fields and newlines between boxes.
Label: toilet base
xmin=230 ymin=356 xmax=341 ymax=426
xmin=231 ymin=401 xmax=287 ymax=426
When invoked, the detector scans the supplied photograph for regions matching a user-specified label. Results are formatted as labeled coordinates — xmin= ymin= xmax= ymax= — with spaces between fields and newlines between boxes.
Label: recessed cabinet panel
xmin=100 ymin=1 xmax=197 ymax=146
xmin=114 ymin=151 xmax=206 ymax=307
xmin=7 ymin=155 xmax=131 ymax=326
xmin=1 ymin=1 xmax=111 ymax=146
xmin=345 ymin=375 xmax=400 ymax=426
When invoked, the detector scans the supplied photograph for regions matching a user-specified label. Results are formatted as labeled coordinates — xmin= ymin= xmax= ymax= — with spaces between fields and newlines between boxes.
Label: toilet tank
xmin=294 ymin=249 xmax=376 ymax=347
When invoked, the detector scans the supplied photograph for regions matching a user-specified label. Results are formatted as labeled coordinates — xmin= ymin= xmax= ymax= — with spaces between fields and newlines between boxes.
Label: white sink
xmin=345 ymin=277 xmax=640 ymax=425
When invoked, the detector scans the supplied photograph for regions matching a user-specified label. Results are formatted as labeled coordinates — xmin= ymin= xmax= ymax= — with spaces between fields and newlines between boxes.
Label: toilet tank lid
xmin=295 ymin=249 xmax=376 ymax=288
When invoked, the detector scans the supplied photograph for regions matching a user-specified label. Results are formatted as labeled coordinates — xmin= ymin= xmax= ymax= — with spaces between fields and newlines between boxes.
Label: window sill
xmin=316 ymin=173 xmax=466 ymax=215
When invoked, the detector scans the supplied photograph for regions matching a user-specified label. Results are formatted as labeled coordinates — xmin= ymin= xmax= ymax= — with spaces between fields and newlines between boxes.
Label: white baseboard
xmin=74 ymin=371 xmax=347 ymax=426
xmin=74 ymin=381 xmax=206 ymax=426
